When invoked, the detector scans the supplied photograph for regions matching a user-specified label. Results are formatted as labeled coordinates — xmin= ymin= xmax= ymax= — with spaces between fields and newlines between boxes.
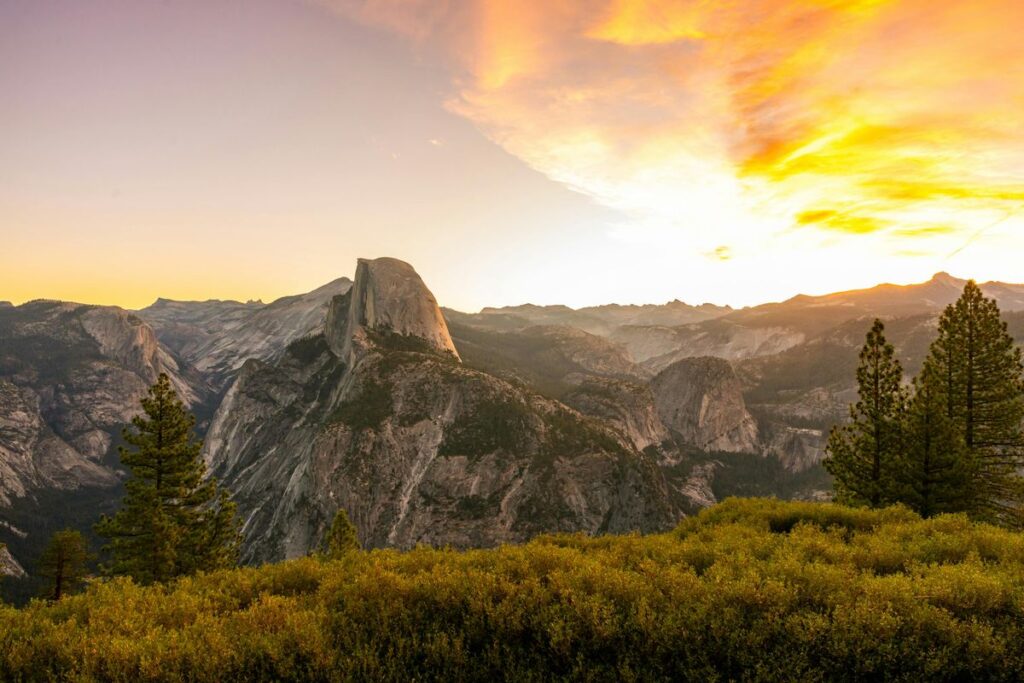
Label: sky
xmin=2 ymin=0 xmax=1023 ymax=311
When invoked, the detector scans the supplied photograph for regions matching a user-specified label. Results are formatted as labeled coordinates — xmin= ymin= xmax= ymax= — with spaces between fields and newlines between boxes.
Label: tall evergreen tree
xmin=95 ymin=374 xmax=239 ymax=583
xmin=37 ymin=529 xmax=91 ymax=601
xmin=896 ymin=377 xmax=975 ymax=517
xmin=825 ymin=319 xmax=905 ymax=507
xmin=918 ymin=282 xmax=1024 ymax=524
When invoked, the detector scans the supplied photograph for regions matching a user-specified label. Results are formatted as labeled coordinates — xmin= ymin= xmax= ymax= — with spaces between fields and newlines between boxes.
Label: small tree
xmin=96 ymin=374 xmax=239 ymax=583
xmin=825 ymin=319 xmax=905 ymax=507
xmin=37 ymin=529 xmax=91 ymax=601
xmin=321 ymin=509 xmax=361 ymax=560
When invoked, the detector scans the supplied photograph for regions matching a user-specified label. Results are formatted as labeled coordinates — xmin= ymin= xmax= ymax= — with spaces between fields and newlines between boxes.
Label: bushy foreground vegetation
xmin=6 ymin=498 xmax=1024 ymax=681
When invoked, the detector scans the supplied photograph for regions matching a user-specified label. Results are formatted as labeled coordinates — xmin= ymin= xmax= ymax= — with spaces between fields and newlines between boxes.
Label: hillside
xmin=206 ymin=258 xmax=677 ymax=562
xmin=138 ymin=277 xmax=352 ymax=391
xmin=4 ymin=499 xmax=1024 ymax=681
xmin=0 ymin=301 xmax=213 ymax=586
xmin=7 ymin=267 xmax=1024 ymax=598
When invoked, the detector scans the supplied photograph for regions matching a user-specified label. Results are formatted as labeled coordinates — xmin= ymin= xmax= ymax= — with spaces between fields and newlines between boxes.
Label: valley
xmin=4 ymin=264 xmax=1024 ymax=596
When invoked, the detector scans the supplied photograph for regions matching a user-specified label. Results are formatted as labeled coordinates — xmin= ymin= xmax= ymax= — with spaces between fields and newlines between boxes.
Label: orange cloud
xmin=587 ymin=0 xmax=708 ymax=44
xmin=322 ymin=0 xmax=1024 ymax=279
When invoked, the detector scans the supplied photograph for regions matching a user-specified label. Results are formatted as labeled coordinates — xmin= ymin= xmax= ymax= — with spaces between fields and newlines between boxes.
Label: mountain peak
xmin=930 ymin=271 xmax=964 ymax=286
xmin=326 ymin=257 xmax=459 ymax=361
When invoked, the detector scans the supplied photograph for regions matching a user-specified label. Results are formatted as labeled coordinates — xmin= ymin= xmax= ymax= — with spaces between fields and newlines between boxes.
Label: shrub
xmin=5 ymin=499 xmax=1024 ymax=681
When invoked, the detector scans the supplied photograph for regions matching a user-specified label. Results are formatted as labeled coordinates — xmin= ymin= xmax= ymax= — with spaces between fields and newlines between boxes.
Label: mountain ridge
xmin=3 ymin=266 xmax=1021 ymax=590
xmin=205 ymin=257 xmax=681 ymax=562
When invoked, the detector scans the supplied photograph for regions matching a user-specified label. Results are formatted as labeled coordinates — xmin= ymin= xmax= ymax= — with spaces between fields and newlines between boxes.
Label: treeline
xmin=5 ymin=499 xmax=1024 ymax=681
xmin=826 ymin=281 xmax=1024 ymax=523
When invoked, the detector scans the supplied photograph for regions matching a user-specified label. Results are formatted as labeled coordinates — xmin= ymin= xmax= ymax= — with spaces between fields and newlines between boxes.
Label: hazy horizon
xmin=3 ymin=266 xmax=1010 ymax=316
xmin=4 ymin=0 xmax=1023 ymax=311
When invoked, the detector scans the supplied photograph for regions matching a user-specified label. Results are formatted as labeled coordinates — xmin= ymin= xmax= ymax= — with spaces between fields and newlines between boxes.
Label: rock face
xmin=206 ymin=258 xmax=676 ymax=562
xmin=139 ymin=277 xmax=352 ymax=390
xmin=0 ymin=301 xmax=211 ymax=576
xmin=762 ymin=425 xmax=827 ymax=473
xmin=563 ymin=378 xmax=672 ymax=456
xmin=0 ymin=302 xmax=206 ymax=502
xmin=329 ymin=258 xmax=458 ymax=361
xmin=0 ymin=544 xmax=25 ymax=579
xmin=519 ymin=326 xmax=644 ymax=379
xmin=0 ymin=379 xmax=117 ymax=507
xmin=651 ymin=357 xmax=760 ymax=454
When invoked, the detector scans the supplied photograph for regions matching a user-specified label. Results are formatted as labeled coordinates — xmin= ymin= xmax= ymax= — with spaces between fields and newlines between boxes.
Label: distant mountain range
xmin=3 ymin=268 xmax=1022 ymax=598
xmin=139 ymin=277 xmax=353 ymax=391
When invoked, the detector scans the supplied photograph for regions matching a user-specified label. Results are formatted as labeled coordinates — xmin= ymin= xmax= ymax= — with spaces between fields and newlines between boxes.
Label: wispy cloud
xmin=320 ymin=0 xmax=1024 ymax=279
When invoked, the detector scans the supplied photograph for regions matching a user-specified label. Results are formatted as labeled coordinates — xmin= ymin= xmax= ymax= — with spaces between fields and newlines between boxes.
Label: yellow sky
xmin=3 ymin=0 xmax=1023 ymax=310
xmin=328 ymin=0 xmax=1024 ymax=298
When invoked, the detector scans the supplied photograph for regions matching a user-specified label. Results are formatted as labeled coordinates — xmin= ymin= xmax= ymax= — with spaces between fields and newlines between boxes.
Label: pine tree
xmin=825 ymin=319 xmax=905 ymax=507
xmin=918 ymin=282 xmax=1024 ymax=524
xmin=95 ymin=374 xmax=239 ymax=583
xmin=896 ymin=377 xmax=976 ymax=517
xmin=321 ymin=509 xmax=361 ymax=560
xmin=37 ymin=529 xmax=91 ymax=601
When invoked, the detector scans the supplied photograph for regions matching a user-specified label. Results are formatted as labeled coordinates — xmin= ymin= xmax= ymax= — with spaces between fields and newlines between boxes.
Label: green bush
xmin=5 ymin=499 xmax=1024 ymax=681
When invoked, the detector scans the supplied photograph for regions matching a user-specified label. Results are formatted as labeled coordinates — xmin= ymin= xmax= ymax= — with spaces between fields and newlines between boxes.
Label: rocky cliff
xmin=562 ymin=378 xmax=672 ymax=457
xmin=0 ymin=379 xmax=117 ymax=507
xmin=139 ymin=277 xmax=352 ymax=390
xmin=651 ymin=357 xmax=760 ymax=454
xmin=0 ymin=543 xmax=24 ymax=579
xmin=0 ymin=301 xmax=209 ymax=574
xmin=206 ymin=258 xmax=677 ymax=562
xmin=328 ymin=258 xmax=457 ymax=362
xmin=11 ymin=268 xmax=1024 ymax=600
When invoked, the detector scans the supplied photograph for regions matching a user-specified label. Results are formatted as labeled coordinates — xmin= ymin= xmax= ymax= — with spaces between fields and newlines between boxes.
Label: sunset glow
xmin=3 ymin=0 xmax=1023 ymax=309
xmin=329 ymin=0 xmax=1024 ymax=283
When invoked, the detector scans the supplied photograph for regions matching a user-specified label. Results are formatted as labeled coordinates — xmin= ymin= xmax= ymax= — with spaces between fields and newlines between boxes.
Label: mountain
xmin=0 ymin=278 xmax=349 ymax=588
xmin=0 ymin=301 xmax=212 ymax=589
xmin=651 ymin=357 xmax=760 ymax=454
xmin=442 ymin=272 xmax=1024 ymax=477
xmin=456 ymin=299 xmax=731 ymax=336
xmin=735 ymin=310 xmax=1024 ymax=473
xmin=454 ymin=273 xmax=1022 ymax=374
xmin=138 ymin=277 xmax=352 ymax=390
xmin=0 ymin=301 xmax=208 ymax=504
xmin=327 ymin=259 xmax=455 ymax=362
xmin=629 ymin=273 xmax=1024 ymax=371
xmin=779 ymin=272 xmax=1024 ymax=318
xmin=205 ymin=258 xmax=679 ymax=562
xmin=0 ymin=263 xmax=757 ymax=591
xmin=446 ymin=321 xmax=649 ymax=398
xmin=5 ymin=267 xmax=1021 ymax=599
